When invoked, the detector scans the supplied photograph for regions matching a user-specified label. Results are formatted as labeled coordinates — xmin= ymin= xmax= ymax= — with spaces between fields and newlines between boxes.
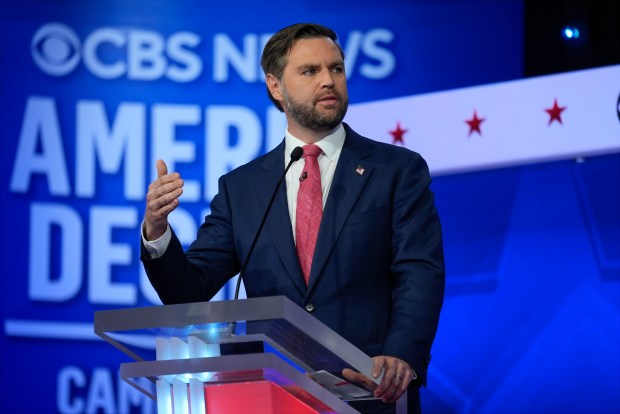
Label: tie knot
xmin=303 ymin=144 xmax=322 ymax=158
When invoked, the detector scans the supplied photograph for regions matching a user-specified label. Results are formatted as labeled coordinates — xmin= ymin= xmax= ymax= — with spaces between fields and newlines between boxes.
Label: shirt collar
xmin=284 ymin=123 xmax=345 ymax=163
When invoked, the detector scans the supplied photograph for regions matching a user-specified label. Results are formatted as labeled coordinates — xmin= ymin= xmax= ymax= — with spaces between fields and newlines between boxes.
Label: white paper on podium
xmin=309 ymin=370 xmax=374 ymax=399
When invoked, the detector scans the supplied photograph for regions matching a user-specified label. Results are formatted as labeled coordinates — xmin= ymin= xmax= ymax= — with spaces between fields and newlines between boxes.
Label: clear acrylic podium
xmin=94 ymin=295 xmax=406 ymax=413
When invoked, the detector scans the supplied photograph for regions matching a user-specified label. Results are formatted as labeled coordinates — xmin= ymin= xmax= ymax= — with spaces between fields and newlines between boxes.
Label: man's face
xmin=275 ymin=37 xmax=349 ymax=134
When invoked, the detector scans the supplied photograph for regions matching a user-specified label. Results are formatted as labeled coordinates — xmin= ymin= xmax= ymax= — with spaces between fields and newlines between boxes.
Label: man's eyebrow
xmin=296 ymin=63 xmax=320 ymax=71
xmin=295 ymin=60 xmax=345 ymax=71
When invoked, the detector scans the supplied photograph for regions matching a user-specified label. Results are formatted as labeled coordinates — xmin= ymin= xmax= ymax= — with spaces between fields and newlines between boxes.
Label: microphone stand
xmin=230 ymin=146 xmax=303 ymax=334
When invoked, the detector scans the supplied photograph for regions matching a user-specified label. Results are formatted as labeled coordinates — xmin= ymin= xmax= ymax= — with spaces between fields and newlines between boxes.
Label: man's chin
xmin=314 ymin=120 xmax=344 ymax=132
xmin=316 ymin=107 xmax=347 ymax=122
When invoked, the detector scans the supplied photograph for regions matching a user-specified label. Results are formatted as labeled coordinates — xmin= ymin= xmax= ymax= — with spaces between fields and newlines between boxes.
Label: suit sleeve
xmin=140 ymin=175 xmax=241 ymax=304
xmin=381 ymin=152 xmax=445 ymax=386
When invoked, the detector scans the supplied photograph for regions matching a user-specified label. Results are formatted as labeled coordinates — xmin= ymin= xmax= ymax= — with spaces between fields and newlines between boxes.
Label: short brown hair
xmin=261 ymin=23 xmax=345 ymax=111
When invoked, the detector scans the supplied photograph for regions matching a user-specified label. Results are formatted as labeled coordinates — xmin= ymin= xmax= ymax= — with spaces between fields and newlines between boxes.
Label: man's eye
xmin=332 ymin=66 xmax=344 ymax=73
xmin=303 ymin=69 xmax=316 ymax=75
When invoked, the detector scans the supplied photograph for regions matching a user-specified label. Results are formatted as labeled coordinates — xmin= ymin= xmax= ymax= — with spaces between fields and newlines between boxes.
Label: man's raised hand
xmin=143 ymin=159 xmax=184 ymax=241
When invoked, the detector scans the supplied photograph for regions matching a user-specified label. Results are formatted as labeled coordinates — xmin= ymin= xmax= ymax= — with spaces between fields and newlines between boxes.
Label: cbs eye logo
xmin=31 ymin=22 xmax=81 ymax=76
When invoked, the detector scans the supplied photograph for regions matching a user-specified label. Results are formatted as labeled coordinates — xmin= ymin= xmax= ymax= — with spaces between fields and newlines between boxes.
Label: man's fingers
xmin=370 ymin=355 xmax=413 ymax=404
xmin=372 ymin=356 xmax=386 ymax=378
xmin=342 ymin=368 xmax=377 ymax=392
xmin=157 ymin=179 xmax=184 ymax=200
xmin=148 ymin=185 xmax=183 ymax=213
xmin=156 ymin=159 xmax=168 ymax=178
xmin=342 ymin=362 xmax=408 ymax=405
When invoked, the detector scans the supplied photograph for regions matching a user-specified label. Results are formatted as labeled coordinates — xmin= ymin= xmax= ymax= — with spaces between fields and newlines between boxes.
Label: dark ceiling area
xmin=524 ymin=0 xmax=620 ymax=76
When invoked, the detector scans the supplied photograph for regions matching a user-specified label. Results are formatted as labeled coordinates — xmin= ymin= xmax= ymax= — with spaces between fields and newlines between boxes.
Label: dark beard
xmin=283 ymin=89 xmax=349 ymax=132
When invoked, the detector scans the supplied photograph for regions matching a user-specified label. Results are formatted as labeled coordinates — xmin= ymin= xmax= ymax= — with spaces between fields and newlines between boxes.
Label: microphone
xmin=233 ymin=146 xmax=304 ymax=302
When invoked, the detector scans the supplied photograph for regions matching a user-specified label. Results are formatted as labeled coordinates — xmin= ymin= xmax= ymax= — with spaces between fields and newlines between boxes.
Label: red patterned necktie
xmin=296 ymin=144 xmax=323 ymax=285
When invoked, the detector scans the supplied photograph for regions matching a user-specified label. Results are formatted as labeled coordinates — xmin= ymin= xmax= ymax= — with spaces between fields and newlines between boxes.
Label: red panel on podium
xmin=204 ymin=380 xmax=336 ymax=413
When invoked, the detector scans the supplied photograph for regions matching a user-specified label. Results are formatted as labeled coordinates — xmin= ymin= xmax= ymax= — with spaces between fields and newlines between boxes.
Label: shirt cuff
xmin=141 ymin=222 xmax=172 ymax=259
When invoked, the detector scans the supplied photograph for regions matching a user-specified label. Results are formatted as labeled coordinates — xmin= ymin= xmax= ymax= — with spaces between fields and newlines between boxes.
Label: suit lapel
xmin=307 ymin=127 xmax=375 ymax=291
xmin=255 ymin=142 xmax=307 ymax=296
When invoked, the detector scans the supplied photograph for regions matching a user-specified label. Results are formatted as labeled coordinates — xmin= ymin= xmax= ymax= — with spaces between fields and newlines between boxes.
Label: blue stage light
xmin=562 ymin=26 xmax=580 ymax=39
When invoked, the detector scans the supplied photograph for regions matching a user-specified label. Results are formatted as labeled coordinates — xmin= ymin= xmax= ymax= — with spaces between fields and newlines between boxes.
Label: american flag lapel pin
xmin=355 ymin=165 xmax=365 ymax=176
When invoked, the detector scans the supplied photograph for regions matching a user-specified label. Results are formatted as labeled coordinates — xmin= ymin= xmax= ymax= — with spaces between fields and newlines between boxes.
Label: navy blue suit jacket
xmin=142 ymin=123 xmax=445 ymax=389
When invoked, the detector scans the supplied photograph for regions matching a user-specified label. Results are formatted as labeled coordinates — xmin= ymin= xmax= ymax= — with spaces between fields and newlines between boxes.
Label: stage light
xmin=562 ymin=26 xmax=580 ymax=39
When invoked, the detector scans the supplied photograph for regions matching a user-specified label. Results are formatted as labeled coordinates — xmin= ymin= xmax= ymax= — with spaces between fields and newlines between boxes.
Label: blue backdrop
xmin=1 ymin=0 xmax=618 ymax=413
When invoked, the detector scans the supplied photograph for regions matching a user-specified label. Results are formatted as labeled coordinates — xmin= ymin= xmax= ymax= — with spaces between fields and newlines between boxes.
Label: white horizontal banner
xmin=346 ymin=65 xmax=620 ymax=175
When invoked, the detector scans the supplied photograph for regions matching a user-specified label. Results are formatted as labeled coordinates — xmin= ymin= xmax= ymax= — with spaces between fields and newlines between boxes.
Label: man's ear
xmin=266 ymin=74 xmax=283 ymax=102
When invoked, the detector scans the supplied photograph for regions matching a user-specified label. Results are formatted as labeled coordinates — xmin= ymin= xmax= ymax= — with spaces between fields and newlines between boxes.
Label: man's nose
xmin=319 ymin=69 xmax=335 ymax=87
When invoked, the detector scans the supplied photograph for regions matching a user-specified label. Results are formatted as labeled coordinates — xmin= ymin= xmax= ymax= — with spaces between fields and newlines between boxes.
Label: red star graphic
xmin=545 ymin=98 xmax=567 ymax=125
xmin=389 ymin=121 xmax=408 ymax=145
xmin=465 ymin=110 xmax=485 ymax=136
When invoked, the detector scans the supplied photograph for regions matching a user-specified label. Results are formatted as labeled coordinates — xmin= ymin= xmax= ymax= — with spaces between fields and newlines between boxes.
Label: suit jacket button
xmin=305 ymin=303 xmax=315 ymax=313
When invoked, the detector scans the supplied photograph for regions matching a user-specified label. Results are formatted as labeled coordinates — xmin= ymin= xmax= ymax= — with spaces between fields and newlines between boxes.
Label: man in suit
xmin=141 ymin=23 xmax=444 ymax=413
